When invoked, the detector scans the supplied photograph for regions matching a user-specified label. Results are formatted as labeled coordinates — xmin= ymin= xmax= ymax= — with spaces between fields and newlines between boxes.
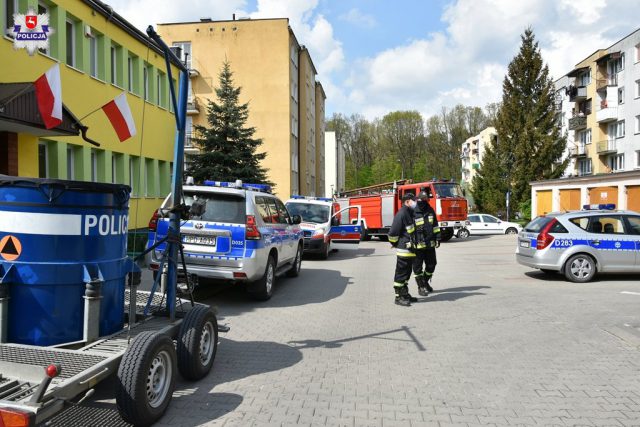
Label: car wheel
xmin=287 ymin=244 xmax=303 ymax=276
xmin=249 ymin=255 xmax=276 ymax=300
xmin=440 ymin=228 xmax=453 ymax=242
xmin=540 ymin=269 xmax=557 ymax=275
xmin=319 ymin=241 xmax=329 ymax=260
xmin=505 ymin=227 xmax=518 ymax=235
xmin=457 ymin=228 xmax=470 ymax=239
xmin=564 ymin=254 xmax=596 ymax=283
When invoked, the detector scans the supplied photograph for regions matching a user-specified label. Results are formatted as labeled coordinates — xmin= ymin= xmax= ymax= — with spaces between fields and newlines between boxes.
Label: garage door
xmin=628 ymin=186 xmax=640 ymax=213
xmin=589 ymin=186 xmax=618 ymax=207
xmin=559 ymin=189 xmax=581 ymax=211
xmin=536 ymin=190 xmax=552 ymax=217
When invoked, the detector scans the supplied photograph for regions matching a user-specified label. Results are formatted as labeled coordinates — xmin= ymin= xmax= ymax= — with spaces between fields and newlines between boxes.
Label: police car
xmin=146 ymin=180 xmax=304 ymax=300
xmin=516 ymin=204 xmax=640 ymax=282
xmin=285 ymin=196 xmax=362 ymax=259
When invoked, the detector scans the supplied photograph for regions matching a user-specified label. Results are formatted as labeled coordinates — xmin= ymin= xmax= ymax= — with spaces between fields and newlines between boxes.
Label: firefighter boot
xmin=416 ymin=275 xmax=429 ymax=297
xmin=395 ymin=286 xmax=411 ymax=306
xmin=425 ymin=275 xmax=434 ymax=293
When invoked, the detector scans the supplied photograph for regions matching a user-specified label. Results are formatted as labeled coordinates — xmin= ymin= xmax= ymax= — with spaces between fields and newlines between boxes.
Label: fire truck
xmin=336 ymin=179 xmax=468 ymax=242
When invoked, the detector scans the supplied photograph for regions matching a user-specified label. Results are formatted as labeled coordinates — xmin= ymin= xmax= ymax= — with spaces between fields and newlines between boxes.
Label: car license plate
xmin=519 ymin=240 xmax=530 ymax=248
xmin=183 ymin=235 xmax=216 ymax=246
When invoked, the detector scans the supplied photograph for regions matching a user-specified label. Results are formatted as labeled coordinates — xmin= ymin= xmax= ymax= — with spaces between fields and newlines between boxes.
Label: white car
xmin=466 ymin=214 xmax=522 ymax=235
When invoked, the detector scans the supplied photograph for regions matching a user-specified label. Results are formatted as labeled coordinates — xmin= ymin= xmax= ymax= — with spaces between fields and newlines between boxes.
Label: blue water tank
xmin=0 ymin=175 xmax=135 ymax=346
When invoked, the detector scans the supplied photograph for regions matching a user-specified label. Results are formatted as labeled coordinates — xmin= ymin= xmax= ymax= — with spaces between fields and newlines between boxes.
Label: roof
xmin=157 ymin=17 xmax=289 ymax=26
xmin=82 ymin=0 xmax=182 ymax=68
xmin=566 ymin=66 xmax=590 ymax=77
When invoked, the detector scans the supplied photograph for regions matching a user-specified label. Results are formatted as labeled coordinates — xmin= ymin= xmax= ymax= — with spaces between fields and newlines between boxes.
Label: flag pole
xmin=77 ymin=105 xmax=105 ymax=122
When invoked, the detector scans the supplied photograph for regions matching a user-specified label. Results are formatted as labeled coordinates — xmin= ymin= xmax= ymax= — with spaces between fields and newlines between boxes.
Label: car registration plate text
xmin=519 ymin=240 xmax=530 ymax=248
xmin=183 ymin=235 xmax=216 ymax=246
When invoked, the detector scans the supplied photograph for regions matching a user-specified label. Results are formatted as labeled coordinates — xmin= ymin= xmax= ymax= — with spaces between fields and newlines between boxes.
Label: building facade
xmin=533 ymin=28 xmax=640 ymax=217
xmin=315 ymin=82 xmax=326 ymax=196
xmin=553 ymin=75 xmax=577 ymax=177
xmin=0 ymin=0 xmax=180 ymax=229
xmin=324 ymin=131 xmax=345 ymax=197
xmin=157 ymin=18 xmax=326 ymax=199
xmin=460 ymin=126 xmax=497 ymax=187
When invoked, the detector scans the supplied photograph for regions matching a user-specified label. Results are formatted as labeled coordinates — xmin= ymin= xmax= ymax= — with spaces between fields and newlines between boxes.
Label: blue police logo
xmin=6 ymin=9 xmax=54 ymax=56
xmin=615 ymin=241 xmax=621 ymax=249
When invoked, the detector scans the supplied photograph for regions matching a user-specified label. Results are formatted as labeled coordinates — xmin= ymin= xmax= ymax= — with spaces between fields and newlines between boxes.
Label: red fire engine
xmin=336 ymin=179 xmax=468 ymax=242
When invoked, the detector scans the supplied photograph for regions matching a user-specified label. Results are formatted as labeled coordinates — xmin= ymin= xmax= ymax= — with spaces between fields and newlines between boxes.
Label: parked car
xmin=466 ymin=214 xmax=522 ymax=235
xmin=515 ymin=205 xmax=640 ymax=283
xmin=146 ymin=181 xmax=304 ymax=300
xmin=285 ymin=196 xmax=361 ymax=259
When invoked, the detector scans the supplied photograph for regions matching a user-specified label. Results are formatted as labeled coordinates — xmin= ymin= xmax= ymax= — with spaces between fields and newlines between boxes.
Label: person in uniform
xmin=412 ymin=191 xmax=441 ymax=296
xmin=388 ymin=193 xmax=418 ymax=306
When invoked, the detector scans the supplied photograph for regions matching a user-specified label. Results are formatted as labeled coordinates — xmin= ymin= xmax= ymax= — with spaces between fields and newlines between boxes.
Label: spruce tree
xmin=187 ymin=60 xmax=272 ymax=186
xmin=473 ymin=28 xmax=567 ymax=214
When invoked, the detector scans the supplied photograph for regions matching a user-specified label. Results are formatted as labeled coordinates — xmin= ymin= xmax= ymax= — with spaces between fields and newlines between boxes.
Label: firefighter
xmin=413 ymin=190 xmax=441 ymax=296
xmin=388 ymin=193 xmax=419 ymax=306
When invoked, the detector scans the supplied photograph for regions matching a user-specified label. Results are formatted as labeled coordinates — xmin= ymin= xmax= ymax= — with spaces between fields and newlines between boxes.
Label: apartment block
xmin=460 ymin=127 xmax=497 ymax=187
xmin=533 ymin=28 xmax=640 ymax=217
xmin=324 ymin=131 xmax=345 ymax=197
xmin=315 ymin=82 xmax=326 ymax=196
xmin=157 ymin=17 xmax=326 ymax=198
xmin=0 ymin=0 xmax=181 ymax=229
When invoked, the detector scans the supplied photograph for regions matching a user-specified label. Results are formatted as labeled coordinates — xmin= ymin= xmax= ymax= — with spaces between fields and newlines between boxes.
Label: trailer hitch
xmin=29 ymin=364 xmax=61 ymax=405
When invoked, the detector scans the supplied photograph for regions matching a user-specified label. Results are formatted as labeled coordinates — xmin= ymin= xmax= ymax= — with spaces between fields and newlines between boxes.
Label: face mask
xmin=408 ymin=200 xmax=417 ymax=209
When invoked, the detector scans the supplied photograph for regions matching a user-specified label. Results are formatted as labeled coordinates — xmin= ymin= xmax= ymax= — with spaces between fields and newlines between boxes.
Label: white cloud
xmin=336 ymin=0 xmax=638 ymax=119
xmin=339 ymin=8 xmax=376 ymax=29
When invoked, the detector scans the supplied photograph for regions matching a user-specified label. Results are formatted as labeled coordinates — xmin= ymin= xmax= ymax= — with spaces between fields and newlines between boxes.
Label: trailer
xmin=0 ymin=27 xmax=225 ymax=426
xmin=336 ymin=179 xmax=469 ymax=241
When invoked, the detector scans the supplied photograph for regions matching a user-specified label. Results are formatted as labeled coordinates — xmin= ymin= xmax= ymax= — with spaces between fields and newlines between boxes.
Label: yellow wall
xmin=158 ymin=19 xmax=295 ymax=198
xmin=315 ymin=82 xmax=326 ymax=196
xmin=0 ymin=0 xmax=180 ymax=228
xmin=298 ymin=48 xmax=316 ymax=196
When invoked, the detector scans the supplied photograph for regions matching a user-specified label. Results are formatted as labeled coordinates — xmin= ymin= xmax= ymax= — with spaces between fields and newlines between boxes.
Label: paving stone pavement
xmin=52 ymin=235 xmax=640 ymax=426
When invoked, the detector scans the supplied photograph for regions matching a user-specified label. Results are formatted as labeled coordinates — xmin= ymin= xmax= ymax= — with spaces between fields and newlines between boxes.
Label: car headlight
xmin=311 ymin=229 xmax=325 ymax=239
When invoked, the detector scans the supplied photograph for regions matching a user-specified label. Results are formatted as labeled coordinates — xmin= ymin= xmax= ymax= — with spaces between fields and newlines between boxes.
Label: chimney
xmin=200 ymin=17 xmax=212 ymax=22
xmin=233 ymin=13 xmax=236 ymax=20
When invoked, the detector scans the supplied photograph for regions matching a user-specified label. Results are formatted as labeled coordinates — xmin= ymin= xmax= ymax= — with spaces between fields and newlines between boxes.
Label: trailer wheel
xmin=177 ymin=305 xmax=218 ymax=381
xmin=116 ymin=331 xmax=176 ymax=426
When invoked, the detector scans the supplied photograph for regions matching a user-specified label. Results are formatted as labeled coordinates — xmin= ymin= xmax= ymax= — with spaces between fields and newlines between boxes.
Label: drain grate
xmin=0 ymin=345 xmax=107 ymax=379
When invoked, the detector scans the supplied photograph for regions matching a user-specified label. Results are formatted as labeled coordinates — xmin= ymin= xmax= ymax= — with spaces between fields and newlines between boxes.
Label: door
xmin=329 ymin=206 xmax=362 ymax=250
xmin=481 ymin=215 xmax=502 ymax=234
xmin=536 ymin=190 xmax=552 ymax=216
xmin=586 ymin=214 xmax=635 ymax=271
xmin=627 ymin=186 xmax=640 ymax=213
xmin=264 ymin=197 xmax=285 ymax=262
xmin=589 ymin=186 xmax=618 ymax=207
xmin=559 ymin=189 xmax=581 ymax=211
xmin=623 ymin=215 xmax=640 ymax=270
xmin=275 ymin=198 xmax=296 ymax=261
xmin=467 ymin=214 xmax=484 ymax=234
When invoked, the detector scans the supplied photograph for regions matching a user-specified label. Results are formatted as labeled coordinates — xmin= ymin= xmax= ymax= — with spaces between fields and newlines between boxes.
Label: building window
xmin=171 ymin=42 xmax=191 ymax=69
xmin=578 ymin=70 xmax=590 ymax=87
xmin=609 ymin=154 xmax=624 ymax=172
xmin=157 ymin=71 xmax=166 ymax=107
xmin=65 ymin=19 xmax=76 ymax=67
xmin=127 ymin=56 xmax=133 ymax=92
xmin=66 ymin=145 xmax=75 ymax=180
xmin=143 ymin=65 xmax=150 ymax=101
xmin=90 ymin=149 xmax=98 ymax=182
xmin=618 ymin=87 xmax=624 ymax=104
xmin=5 ymin=0 xmax=18 ymax=38
xmin=38 ymin=142 xmax=48 ymax=178
xmin=616 ymin=120 xmax=625 ymax=138
xmin=635 ymin=80 xmax=640 ymax=98
xmin=129 ymin=156 xmax=140 ymax=196
xmin=111 ymin=155 xmax=117 ymax=183
xmin=110 ymin=44 xmax=122 ymax=86
xmin=636 ymin=150 xmax=640 ymax=168
xmin=578 ymin=129 xmax=591 ymax=145
xmin=37 ymin=2 xmax=49 ymax=55
xmin=89 ymin=33 xmax=98 ymax=78
xmin=578 ymin=158 xmax=592 ymax=176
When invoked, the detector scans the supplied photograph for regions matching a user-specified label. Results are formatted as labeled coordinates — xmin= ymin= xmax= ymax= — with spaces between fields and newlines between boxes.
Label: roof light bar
xmin=582 ymin=203 xmax=615 ymax=210
xmin=289 ymin=195 xmax=333 ymax=202
xmin=203 ymin=180 xmax=272 ymax=193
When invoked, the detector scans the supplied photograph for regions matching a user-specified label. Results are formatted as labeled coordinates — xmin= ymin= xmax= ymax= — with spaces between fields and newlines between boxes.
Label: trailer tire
xmin=177 ymin=306 xmax=218 ymax=381
xmin=116 ymin=331 xmax=176 ymax=426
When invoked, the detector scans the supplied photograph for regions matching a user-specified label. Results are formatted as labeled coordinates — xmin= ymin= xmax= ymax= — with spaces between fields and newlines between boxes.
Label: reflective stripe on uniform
xmin=388 ymin=236 xmax=399 ymax=243
xmin=394 ymin=281 xmax=406 ymax=288
xmin=433 ymin=227 xmax=441 ymax=233
xmin=424 ymin=272 xmax=433 ymax=277
xmin=416 ymin=243 xmax=427 ymax=249
xmin=415 ymin=218 xmax=425 ymax=225
xmin=396 ymin=249 xmax=416 ymax=257
xmin=406 ymin=225 xmax=415 ymax=233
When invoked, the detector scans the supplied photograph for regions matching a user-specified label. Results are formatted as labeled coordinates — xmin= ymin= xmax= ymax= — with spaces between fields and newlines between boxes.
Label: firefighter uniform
xmin=388 ymin=194 xmax=418 ymax=306
xmin=413 ymin=193 xmax=441 ymax=296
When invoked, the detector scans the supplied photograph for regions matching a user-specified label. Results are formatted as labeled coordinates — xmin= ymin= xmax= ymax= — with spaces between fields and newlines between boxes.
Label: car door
xmin=467 ymin=214 xmax=483 ymax=234
xmin=328 ymin=205 xmax=362 ymax=250
xmin=481 ymin=215 xmax=501 ymax=234
xmin=275 ymin=198 xmax=296 ymax=262
xmin=586 ymin=214 xmax=635 ymax=271
xmin=623 ymin=215 xmax=640 ymax=271
xmin=264 ymin=197 xmax=285 ymax=263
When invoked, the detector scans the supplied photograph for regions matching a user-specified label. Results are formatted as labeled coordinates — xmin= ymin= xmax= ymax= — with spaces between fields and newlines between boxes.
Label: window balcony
xmin=596 ymin=106 xmax=617 ymax=123
xmin=569 ymin=144 xmax=588 ymax=157
xmin=568 ymin=85 xmax=587 ymax=102
xmin=568 ymin=115 xmax=587 ymax=130
xmin=596 ymin=74 xmax=617 ymax=91
xmin=184 ymin=134 xmax=200 ymax=154
xmin=596 ymin=139 xmax=616 ymax=155
xmin=187 ymin=97 xmax=200 ymax=115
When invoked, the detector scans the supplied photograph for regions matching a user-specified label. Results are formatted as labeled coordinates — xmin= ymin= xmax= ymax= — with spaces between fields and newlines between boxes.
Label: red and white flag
xmin=34 ymin=64 xmax=62 ymax=129
xmin=102 ymin=93 xmax=137 ymax=142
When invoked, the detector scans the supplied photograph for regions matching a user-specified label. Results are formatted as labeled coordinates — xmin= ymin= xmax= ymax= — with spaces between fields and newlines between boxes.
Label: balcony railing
xmin=184 ymin=134 xmax=200 ymax=154
xmin=568 ymin=85 xmax=587 ymax=102
xmin=569 ymin=144 xmax=588 ymax=157
xmin=596 ymin=106 xmax=617 ymax=123
xmin=596 ymin=74 xmax=617 ymax=91
xmin=187 ymin=97 xmax=200 ymax=115
xmin=596 ymin=139 xmax=617 ymax=154
xmin=568 ymin=115 xmax=587 ymax=130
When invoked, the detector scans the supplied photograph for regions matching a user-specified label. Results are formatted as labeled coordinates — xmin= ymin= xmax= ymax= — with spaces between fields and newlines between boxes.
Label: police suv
xmin=146 ymin=181 xmax=304 ymax=300
xmin=516 ymin=204 xmax=640 ymax=282
xmin=285 ymin=196 xmax=362 ymax=259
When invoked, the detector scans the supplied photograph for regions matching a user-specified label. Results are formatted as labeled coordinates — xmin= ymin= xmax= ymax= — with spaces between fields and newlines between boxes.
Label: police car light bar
xmin=290 ymin=195 xmax=333 ymax=202
xmin=204 ymin=180 xmax=272 ymax=193
xmin=583 ymin=203 xmax=615 ymax=210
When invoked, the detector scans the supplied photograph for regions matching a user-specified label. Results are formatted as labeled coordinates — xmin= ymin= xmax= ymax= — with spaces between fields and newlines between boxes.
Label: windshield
xmin=524 ymin=216 xmax=554 ymax=233
xmin=286 ymin=203 xmax=330 ymax=224
xmin=433 ymin=183 xmax=463 ymax=198
xmin=184 ymin=192 xmax=245 ymax=224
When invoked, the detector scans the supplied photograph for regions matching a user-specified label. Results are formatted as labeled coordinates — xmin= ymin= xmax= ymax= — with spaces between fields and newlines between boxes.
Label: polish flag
xmin=102 ymin=93 xmax=137 ymax=142
xmin=34 ymin=64 xmax=62 ymax=129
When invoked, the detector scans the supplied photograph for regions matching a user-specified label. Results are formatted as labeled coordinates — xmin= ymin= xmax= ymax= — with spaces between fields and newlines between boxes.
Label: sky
xmin=107 ymin=0 xmax=638 ymax=120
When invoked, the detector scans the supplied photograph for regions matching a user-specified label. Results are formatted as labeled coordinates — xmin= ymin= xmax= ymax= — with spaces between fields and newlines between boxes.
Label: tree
xmin=380 ymin=111 xmax=424 ymax=181
xmin=187 ymin=60 xmax=271 ymax=186
xmin=473 ymin=28 xmax=567 ymax=215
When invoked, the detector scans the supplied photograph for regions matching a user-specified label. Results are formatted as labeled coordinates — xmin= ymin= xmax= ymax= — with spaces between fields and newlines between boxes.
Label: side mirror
xmin=292 ymin=215 xmax=302 ymax=225
xmin=189 ymin=199 xmax=206 ymax=217
xmin=331 ymin=217 xmax=340 ymax=227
